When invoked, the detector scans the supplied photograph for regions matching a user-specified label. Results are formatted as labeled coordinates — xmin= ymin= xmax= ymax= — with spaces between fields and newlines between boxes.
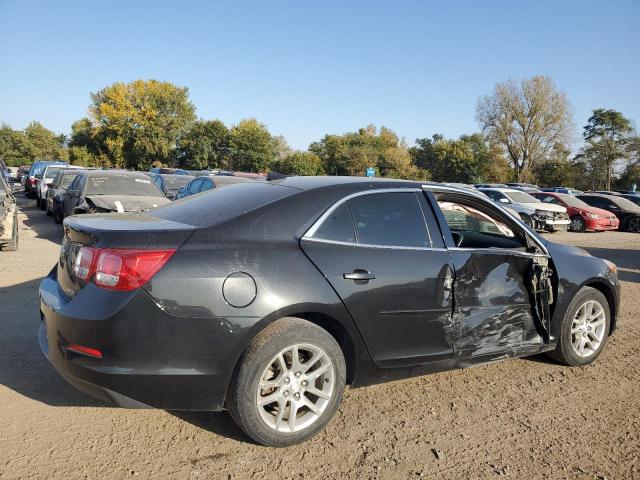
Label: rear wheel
xmin=39 ymin=195 xmax=46 ymax=210
xmin=546 ymin=287 xmax=610 ymax=366
xmin=570 ymin=216 xmax=586 ymax=232
xmin=228 ymin=317 xmax=346 ymax=447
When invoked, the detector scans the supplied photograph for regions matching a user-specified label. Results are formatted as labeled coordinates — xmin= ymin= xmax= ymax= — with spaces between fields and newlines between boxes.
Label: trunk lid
xmin=57 ymin=213 xmax=195 ymax=298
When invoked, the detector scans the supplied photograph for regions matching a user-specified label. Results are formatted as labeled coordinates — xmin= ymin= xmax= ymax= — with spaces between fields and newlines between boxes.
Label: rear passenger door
xmin=301 ymin=189 xmax=455 ymax=367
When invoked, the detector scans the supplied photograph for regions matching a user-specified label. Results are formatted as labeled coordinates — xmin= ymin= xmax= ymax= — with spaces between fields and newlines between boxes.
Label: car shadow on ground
xmin=15 ymin=190 xmax=64 ymax=243
xmin=171 ymin=411 xmax=252 ymax=443
xmin=579 ymin=246 xmax=640 ymax=284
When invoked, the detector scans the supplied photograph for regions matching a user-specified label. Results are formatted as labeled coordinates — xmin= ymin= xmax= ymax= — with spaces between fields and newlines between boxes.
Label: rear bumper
xmin=38 ymin=269 xmax=234 ymax=411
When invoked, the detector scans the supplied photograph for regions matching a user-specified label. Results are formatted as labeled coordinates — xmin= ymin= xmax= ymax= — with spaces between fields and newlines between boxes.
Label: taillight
xmin=29 ymin=177 xmax=37 ymax=185
xmin=73 ymin=246 xmax=98 ymax=280
xmin=72 ymin=247 xmax=175 ymax=291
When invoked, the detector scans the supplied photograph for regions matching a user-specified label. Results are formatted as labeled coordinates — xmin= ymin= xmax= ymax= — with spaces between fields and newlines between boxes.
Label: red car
xmin=531 ymin=192 xmax=619 ymax=232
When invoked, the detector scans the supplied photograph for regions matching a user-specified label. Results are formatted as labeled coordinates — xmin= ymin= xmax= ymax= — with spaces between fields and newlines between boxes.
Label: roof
xmin=82 ymin=170 xmax=149 ymax=177
xmin=476 ymin=187 xmax=523 ymax=194
xmin=269 ymin=175 xmax=422 ymax=191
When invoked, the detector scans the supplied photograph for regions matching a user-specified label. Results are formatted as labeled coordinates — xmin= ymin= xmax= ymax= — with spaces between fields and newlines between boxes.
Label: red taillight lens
xmin=94 ymin=249 xmax=175 ymax=291
xmin=29 ymin=177 xmax=37 ymax=185
xmin=73 ymin=246 xmax=98 ymax=280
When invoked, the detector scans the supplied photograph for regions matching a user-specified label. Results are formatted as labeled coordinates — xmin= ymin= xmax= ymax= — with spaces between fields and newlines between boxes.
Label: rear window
xmin=164 ymin=176 xmax=194 ymax=191
xmin=45 ymin=168 xmax=64 ymax=179
xmin=60 ymin=172 xmax=80 ymax=188
xmin=505 ymin=191 xmax=539 ymax=203
xmin=84 ymin=175 xmax=164 ymax=197
xmin=151 ymin=182 xmax=297 ymax=227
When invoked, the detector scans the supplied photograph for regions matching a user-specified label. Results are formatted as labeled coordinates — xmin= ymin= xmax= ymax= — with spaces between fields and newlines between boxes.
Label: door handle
xmin=343 ymin=269 xmax=376 ymax=282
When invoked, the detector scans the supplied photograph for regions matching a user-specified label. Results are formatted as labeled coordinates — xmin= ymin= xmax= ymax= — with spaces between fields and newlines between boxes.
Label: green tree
xmin=24 ymin=121 xmax=65 ymax=160
xmin=310 ymin=125 xmax=428 ymax=180
xmin=228 ymin=119 xmax=276 ymax=172
xmin=0 ymin=124 xmax=33 ymax=164
xmin=476 ymin=76 xmax=572 ymax=181
xmin=580 ymin=109 xmax=633 ymax=190
xmin=410 ymin=133 xmax=496 ymax=183
xmin=89 ymin=79 xmax=196 ymax=170
xmin=270 ymin=151 xmax=324 ymax=176
xmin=175 ymin=120 xmax=229 ymax=170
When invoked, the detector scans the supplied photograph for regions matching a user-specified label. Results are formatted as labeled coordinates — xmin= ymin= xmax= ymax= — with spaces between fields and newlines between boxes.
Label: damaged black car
xmin=39 ymin=178 xmax=620 ymax=447
xmin=61 ymin=170 xmax=170 ymax=219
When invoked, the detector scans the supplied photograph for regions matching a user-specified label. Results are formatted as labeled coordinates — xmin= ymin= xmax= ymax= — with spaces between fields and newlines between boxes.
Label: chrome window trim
xmin=421 ymin=184 xmax=550 ymax=256
xmin=302 ymin=236 xmax=449 ymax=252
xmin=303 ymin=188 xmax=432 ymax=249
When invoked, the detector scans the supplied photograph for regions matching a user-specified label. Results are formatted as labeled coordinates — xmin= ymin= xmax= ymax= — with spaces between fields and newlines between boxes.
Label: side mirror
xmin=498 ymin=198 xmax=509 ymax=204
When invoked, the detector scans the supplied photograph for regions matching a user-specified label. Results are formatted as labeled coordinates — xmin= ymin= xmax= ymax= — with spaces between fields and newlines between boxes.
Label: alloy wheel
xmin=256 ymin=343 xmax=335 ymax=433
xmin=570 ymin=217 xmax=584 ymax=232
xmin=628 ymin=216 xmax=640 ymax=232
xmin=571 ymin=300 xmax=606 ymax=358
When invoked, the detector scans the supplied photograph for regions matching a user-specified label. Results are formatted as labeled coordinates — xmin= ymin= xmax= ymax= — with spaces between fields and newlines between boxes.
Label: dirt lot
xmin=1 ymin=190 xmax=639 ymax=480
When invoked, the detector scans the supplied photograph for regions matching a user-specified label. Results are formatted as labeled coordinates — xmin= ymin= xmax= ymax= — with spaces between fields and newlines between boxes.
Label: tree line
xmin=1 ymin=77 xmax=638 ymax=190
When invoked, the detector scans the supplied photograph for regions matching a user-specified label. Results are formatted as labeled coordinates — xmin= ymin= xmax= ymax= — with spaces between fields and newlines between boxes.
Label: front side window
xmin=438 ymin=199 xmax=526 ymax=250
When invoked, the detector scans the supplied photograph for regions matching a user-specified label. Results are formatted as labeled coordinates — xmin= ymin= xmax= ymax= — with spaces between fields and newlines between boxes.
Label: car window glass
xmin=438 ymin=201 xmax=517 ymax=239
xmin=349 ymin=192 xmax=429 ymax=248
xmin=313 ymin=202 xmax=356 ymax=243
xmin=188 ymin=178 xmax=202 ymax=193
xmin=201 ymin=179 xmax=214 ymax=191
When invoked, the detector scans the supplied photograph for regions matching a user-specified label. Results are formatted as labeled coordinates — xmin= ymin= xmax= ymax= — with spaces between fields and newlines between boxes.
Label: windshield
xmin=505 ymin=191 xmax=539 ymax=203
xmin=84 ymin=175 xmax=164 ymax=197
xmin=560 ymin=195 xmax=589 ymax=208
xmin=613 ymin=196 xmax=640 ymax=211
xmin=164 ymin=176 xmax=194 ymax=191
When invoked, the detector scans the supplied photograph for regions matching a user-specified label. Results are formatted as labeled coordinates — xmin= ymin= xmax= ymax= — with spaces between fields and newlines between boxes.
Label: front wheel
xmin=570 ymin=216 xmax=586 ymax=232
xmin=546 ymin=287 xmax=610 ymax=366
xmin=228 ymin=317 xmax=346 ymax=447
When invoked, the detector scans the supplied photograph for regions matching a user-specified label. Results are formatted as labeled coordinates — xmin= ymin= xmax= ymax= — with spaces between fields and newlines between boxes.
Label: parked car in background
xmin=174 ymin=174 xmax=257 ymax=199
xmin=39 ymin=178 xmax=620 ymax=447
xmin=531 ymin=192 xmax=619 ymax=232
xmin=617 ymin=194 xmax=640 ymax=207
xmin=150 ymin=174 xmax=195 ymax=200
xmin=505 ymin=182 xmax=541 ymax=192
xmin=149 ymin=167 xmax=188 ymax=175
xmin=540 ymin=187 xmax=584 ymax=196
xmin=577 ymin=194 xmax=640 ymax=232
xmin=0 ymin=159 xmax=10 ymax=184
xmin=17 ymin=165 xmax=32 ymax=184
xmin=37 ymin=165 xmax=84 ymax=210
xmin=46 ymin=169 xmax=85 ymax=223
xmin=474 ymin=183 xmax=508 ymax=189
xmin=0 ymin=174 xmax=18 ymax=251
xmin=479 ymin=187 xmax=570 ymax=231
xmin=25 ymin=161 xmax=67 ymax=198
xmin=614 ymin=190 xmax=639 ymax=196
xmin=62 ymin=170 xmax=170 ymax=218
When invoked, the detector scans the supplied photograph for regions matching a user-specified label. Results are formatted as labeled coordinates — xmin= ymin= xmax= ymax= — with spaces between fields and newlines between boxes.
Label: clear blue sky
xmin=1 ymin=0 xmax=638 ymax=149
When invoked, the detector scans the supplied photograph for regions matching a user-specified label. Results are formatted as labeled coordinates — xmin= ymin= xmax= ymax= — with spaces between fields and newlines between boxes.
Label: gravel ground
xmin=1 ymin=191 xmax=639 ymax=480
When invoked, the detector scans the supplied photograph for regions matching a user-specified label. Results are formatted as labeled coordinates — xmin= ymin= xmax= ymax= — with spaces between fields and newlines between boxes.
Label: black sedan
xmin=61 ymin=170 xmax=170 ymax=218
xmin=46 ymin=169 xmax=85 ymax=223
xmin=577 ymin=193 xmax=640 ymax=232
xmin=150 ymin=173 xmax=195 ymax=200
xmin=39 ymin=177 xmax=620 ymax=446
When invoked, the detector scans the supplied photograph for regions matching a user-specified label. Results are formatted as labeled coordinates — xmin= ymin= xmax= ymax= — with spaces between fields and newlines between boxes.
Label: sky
xmin=1 ymin=0 xmax=639 ymax=150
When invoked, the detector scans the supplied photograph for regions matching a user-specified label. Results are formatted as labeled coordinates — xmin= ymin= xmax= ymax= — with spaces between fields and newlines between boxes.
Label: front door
xmin=432 ymin=195 xmax=551 ymax=361
xmin=301 ymin=190 xmax=455 ymax=367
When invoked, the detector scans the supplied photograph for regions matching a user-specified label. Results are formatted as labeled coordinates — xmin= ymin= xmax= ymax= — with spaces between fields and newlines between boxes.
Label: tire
xmin=570 ymin=216 xmax=586 ymax=232
xmin=46 ymin=202 xmax=52 ymax=216
xmin=546 ymin=287 xmax=610 ymax=366
xmin=54 ymin=209 xmax=63 ymax=224
xmin=35 ymin=196 xmax=41 ymax=208
xmin=39 ymin=195 xmax=46 ymax=210
xmin=627 ymin=216 xmax=640 ymax=233
xmin=228 ymin=317 xmax=346 ymax=447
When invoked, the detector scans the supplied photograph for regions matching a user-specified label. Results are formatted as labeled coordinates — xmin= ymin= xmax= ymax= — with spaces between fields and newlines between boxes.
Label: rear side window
xmin=313 ymin=203 xmax=356 ymax=243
